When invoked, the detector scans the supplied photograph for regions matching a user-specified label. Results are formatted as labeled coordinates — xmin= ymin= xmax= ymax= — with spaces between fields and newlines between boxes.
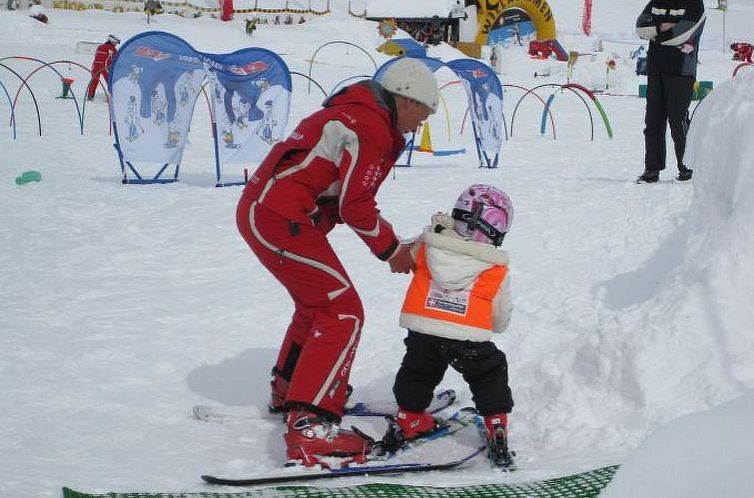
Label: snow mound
xmin=684 ymin=71 xmax=754 ymax=388
xmin=600 ymin=392 xmax=754 ymax=498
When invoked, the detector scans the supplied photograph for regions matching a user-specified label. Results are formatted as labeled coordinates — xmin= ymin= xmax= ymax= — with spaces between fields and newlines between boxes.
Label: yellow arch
xmin=474 ymin=0 xmax=556 ymax=44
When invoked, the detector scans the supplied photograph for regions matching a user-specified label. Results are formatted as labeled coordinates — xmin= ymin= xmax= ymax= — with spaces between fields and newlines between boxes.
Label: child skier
xmin=388 ymin=184 xmax=515 ymax=467
xmin=86 ymin=35 xmax=120 ymax=101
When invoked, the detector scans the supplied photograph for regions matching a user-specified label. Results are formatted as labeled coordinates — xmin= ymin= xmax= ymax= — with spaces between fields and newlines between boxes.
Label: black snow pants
xmin=393 ymin=331 xmax=513 ymax=416
xmin=643 ymin=72 xmax=695 ymax=174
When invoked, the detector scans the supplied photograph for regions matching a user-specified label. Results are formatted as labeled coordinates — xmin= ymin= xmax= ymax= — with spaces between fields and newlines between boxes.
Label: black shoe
xmin=676 ymin=167 xmax=693 ymax=181
xmin=636 ymin=171 xmax=659 ymax=184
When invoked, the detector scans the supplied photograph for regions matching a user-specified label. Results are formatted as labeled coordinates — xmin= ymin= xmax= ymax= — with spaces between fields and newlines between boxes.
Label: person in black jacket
xmin=636 ymin=0 xmax=705 ymax=183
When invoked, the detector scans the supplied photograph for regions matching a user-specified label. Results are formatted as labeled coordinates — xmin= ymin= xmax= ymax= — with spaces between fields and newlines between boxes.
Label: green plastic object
xmin=639 ymin=81 xmax=713 ymax=100
xmin=15 ymin=170 xmax=42 ymax=185
xmin=693 ymin=80 xmax=714 ymax=101
xmin=58 ymin=77 xmax=76 ymax=99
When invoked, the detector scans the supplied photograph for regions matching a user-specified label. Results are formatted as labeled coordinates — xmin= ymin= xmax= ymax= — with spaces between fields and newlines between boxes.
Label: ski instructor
xmin=236 ymin=58 xmax=439 ymax=465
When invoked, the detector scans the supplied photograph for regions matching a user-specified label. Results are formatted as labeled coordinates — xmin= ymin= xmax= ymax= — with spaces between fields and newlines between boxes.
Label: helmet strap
xmin=451 ymin=208 xmax=506 ymax=247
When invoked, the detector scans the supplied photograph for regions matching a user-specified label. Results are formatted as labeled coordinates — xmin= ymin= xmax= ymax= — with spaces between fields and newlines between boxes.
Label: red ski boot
xmin=284 ymin=410 xmax=371 ymax=466
xmin=396 ymin=408 xmax=442 ymax=439
xmin=484 ymin=413 xmax=514 ymax=468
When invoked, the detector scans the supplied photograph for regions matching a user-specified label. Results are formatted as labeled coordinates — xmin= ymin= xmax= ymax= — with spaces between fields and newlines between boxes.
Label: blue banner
xmin=110 ymin=31 xmax=291 ymax=175
xmin=446 ymin=58 xmax=503 ymax=166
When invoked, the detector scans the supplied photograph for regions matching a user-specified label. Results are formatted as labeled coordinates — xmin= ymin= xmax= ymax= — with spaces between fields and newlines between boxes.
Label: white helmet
xmin=108 ymin=34 xmax=121 ymax=45
xmin=380 ymin=58 xmax=439 ymax=113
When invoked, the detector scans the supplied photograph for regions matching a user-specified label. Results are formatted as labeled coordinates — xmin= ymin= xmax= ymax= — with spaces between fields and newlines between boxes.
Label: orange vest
xmin=401 ymin=243 xmax=507 ymax=332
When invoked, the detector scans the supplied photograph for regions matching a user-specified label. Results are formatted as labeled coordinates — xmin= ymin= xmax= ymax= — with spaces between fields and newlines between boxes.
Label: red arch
xmin=733 ymin=62 xmax=754 ymax=78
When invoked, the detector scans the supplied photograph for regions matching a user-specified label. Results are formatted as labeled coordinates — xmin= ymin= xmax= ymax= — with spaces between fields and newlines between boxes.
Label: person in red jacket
xmin=86 ymin=34 xmax=120 ymax=101
xmin=236 ymin=58 xmax=439 ymax=465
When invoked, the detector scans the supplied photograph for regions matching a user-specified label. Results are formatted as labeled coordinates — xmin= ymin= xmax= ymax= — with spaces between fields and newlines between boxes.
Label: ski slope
xmin=1 ymin=1 xmax=753 ymax=497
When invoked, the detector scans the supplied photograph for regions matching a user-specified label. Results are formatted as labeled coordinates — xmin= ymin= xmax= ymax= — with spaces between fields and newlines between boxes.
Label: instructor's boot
xmin=271 ymin=370 xmax=353 ymax=414
xmin=484 ymin=413 xmax=515 ymax=469
xmin=268 ymin=368 xmax=290 ymax=414
xmin=284 ymin=410 xmax=371 ymax=466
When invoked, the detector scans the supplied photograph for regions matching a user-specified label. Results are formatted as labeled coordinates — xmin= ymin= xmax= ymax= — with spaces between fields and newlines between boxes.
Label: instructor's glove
xmin=388 ymin=243 xmax=415 ymax=274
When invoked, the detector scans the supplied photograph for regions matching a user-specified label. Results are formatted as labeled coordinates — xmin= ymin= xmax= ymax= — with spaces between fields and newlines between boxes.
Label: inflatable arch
xmin=474 ymin=0 xmax=556 ymax=45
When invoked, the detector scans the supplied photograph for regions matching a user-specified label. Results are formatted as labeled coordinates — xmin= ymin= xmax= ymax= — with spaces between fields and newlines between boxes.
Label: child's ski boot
xmin=484 ymin=413 xmax=515 ymax=469
xmin=378 ymin=408 xmax=447 ymax=454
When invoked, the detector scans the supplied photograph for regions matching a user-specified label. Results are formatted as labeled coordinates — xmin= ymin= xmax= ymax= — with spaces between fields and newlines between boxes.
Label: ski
xmin=346 ymin=388 xmax=456 ymax=417
xmin=200 ymin=444 xmax=486 ymax=487
xmin=192 ymin=388 xmax=456 ymax=423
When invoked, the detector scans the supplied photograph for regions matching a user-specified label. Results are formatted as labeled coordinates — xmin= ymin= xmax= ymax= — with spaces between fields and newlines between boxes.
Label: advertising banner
xmin=110 ymin=31 xmax=291 ymax=181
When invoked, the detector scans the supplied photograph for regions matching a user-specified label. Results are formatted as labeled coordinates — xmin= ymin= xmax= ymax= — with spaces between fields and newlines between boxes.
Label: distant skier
xmin=385 ymin=184 xmax=515 ymax=468
xmin=86 ymin=34 xmax=120 ymax=101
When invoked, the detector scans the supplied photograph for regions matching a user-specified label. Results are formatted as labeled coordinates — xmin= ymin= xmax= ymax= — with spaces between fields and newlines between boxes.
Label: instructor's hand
xmin=388 ymin=244 xmax=415 ymax=274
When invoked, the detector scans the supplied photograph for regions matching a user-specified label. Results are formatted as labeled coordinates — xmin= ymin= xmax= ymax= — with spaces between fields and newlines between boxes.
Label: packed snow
xmin=1 ymin=1 xmax=753 ymax=497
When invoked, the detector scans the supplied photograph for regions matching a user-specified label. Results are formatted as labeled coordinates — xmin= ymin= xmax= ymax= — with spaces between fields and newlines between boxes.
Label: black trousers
xmin=393 ymin=331 xmax=513 ymax=416
xmin=643 ymin=72 xmax=695 ymax=173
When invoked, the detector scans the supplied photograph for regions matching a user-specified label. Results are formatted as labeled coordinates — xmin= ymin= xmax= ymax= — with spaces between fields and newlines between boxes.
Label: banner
xmin=582 ymin=0 xmax=593 ymax=37
xmin=109 ymin=31 xmax=291 ymax=179
xmin=446 ymin=58 xmax=503 ymax=165
xmin=208 ymin=48 xmax=291 ymax=165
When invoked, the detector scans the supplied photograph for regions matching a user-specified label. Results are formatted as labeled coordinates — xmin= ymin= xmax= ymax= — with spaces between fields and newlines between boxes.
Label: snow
xmin=601 ymin=393 xmax=754 ymax=498
xmin=1 ymin=1 xmax=754 ymax=497
xmin=364 ymin=0 xmax=457 ymax=18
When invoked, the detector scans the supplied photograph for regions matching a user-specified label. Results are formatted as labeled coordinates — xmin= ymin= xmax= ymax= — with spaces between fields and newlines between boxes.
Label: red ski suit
xmin=236 ymin=81 xmax=405 ymax=418
xmin=87 ymin=42 xmax=118 ymax=100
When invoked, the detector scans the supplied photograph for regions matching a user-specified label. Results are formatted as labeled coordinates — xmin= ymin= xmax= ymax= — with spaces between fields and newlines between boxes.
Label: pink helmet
xmin=451 ymin=184 xmax=513 ymax=246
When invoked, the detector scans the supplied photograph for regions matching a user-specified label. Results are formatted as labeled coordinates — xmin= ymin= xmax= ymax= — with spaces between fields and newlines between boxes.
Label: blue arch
xmin=0 ymin=62 xmax=41 ymax=137
xmin=0 ymin=78 xmax=16 ymax=139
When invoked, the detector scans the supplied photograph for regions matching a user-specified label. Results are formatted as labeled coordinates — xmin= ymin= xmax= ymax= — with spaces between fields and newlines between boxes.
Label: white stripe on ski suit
xmin=313 ymin=313 xmax=360 ymax=407
xmin=338 ymin=133 xmax=381 ymax=238
xmin=258 ymin=119 xmax=382 ymax=239
xmin=248 ymin=202 xmax=351 ymax=301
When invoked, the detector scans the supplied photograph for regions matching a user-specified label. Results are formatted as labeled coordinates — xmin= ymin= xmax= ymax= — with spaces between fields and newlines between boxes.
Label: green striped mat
xmin=62 ymin=464 xmax=619 ymax=498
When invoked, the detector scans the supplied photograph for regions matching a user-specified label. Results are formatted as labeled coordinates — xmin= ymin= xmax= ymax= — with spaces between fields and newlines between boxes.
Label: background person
xmin=86 ymin=34 xmax=120 ymax=101
xmin=635 ymin=0 xmax=705 ymax=183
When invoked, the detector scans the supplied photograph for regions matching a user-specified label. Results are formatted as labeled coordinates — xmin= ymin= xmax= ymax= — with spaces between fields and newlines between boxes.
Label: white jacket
xmin=400 ymin=213 xmax=512 ymax=342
